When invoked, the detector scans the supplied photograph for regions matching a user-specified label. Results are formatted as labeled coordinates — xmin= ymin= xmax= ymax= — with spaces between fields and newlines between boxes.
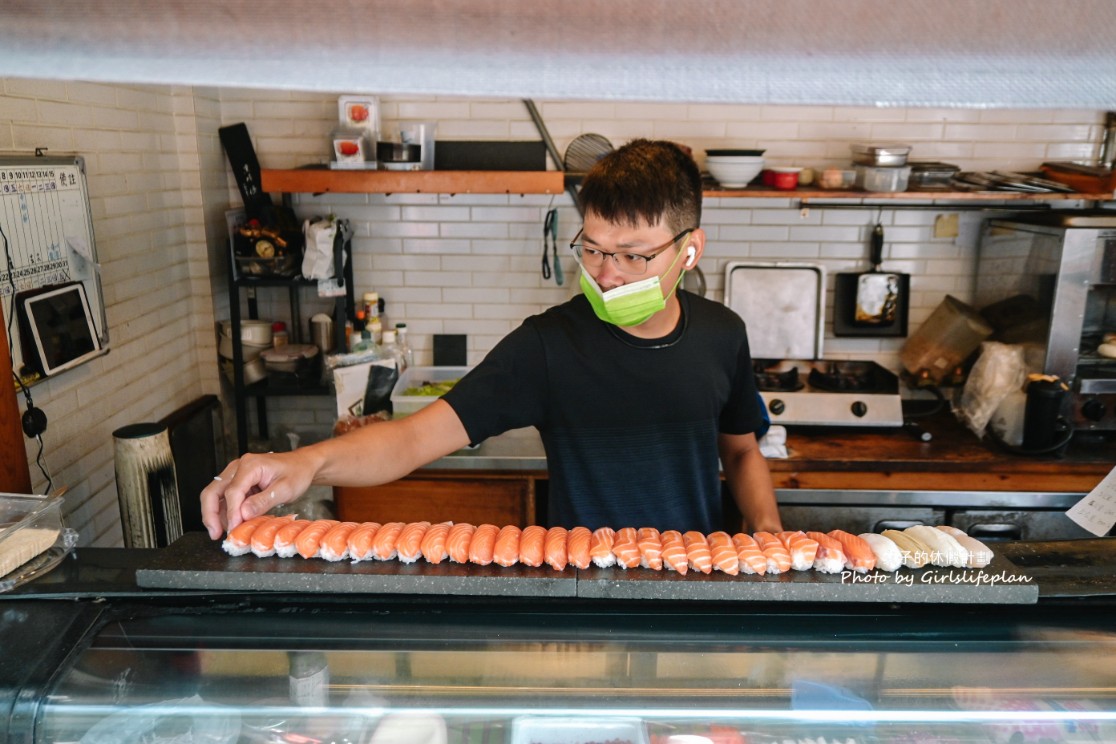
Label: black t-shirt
xmin=441 ymin=290 xmax=764 ymax=532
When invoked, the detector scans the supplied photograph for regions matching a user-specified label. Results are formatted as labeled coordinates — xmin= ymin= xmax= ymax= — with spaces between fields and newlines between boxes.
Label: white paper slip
xmin=1066 ymin=464 xmax=1116 ymax=537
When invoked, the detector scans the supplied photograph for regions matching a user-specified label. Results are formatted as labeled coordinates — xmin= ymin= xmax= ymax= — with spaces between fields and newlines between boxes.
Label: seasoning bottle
xmin=394 ymin=322 xmax=415 ymax=369
xmin=381 ymin=329 xmax=407 ymax=372
xmin=271 ymin=321 xmax=288 ymax=348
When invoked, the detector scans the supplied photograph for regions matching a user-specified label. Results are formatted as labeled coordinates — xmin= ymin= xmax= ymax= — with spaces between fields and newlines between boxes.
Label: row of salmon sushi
xmin=223 ymin=516 xmax=994 ymax=574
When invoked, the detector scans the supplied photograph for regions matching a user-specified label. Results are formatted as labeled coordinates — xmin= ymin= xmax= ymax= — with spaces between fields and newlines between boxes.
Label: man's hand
xmin=200 ymin=449 xmax=318 ymax=540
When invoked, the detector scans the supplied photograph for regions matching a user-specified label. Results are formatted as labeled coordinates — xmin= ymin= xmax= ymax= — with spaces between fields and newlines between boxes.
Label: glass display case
xmin=12 ymin=594 xmax=1116 ymax=744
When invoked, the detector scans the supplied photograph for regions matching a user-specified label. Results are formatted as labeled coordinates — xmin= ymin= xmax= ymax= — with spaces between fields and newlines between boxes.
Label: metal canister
xmin=1022 ymin=376 xmax=1067 ymax=450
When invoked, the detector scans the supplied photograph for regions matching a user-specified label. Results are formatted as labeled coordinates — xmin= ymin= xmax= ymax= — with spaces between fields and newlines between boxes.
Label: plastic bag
xmin=302 ymin=215 xmax=338 ymax=280
xmin=955 ymin=341 xmax=1027 ymax=438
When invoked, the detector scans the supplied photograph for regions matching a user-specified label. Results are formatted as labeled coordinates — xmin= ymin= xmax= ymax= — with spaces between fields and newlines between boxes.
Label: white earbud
xmin=685 ymin=245 xmax=697 ymax=267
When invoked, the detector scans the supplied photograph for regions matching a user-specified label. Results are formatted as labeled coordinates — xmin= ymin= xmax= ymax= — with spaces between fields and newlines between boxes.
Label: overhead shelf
xmin=262 ymin=167 xmax=564 ymax=195
xmin=703 ymin=186 xmax=1114 ymax=201
xmin=262 ymin=167 xmax=1112 ymax=202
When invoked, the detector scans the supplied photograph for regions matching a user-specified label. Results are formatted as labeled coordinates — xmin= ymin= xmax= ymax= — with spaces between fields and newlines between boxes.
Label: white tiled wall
xmin=229 ymin=93 xmax=1100 ymax=440
xmin=1 ymin=79 xmax=220 ymax=546
xmin=0 ymin=80 xmax=1107 ymax=545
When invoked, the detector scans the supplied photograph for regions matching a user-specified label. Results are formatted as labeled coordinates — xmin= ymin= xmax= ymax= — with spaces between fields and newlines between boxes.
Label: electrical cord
xmin=1 ymin=220 xmax=54 ymax=494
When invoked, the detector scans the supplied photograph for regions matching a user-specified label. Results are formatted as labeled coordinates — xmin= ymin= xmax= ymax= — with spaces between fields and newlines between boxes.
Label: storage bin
xmin=856 ymin=164 xmax=912 ymax=192
xmin=391 ymin=366 xmax=471 ymax=417
xmin=0 ymin=494 xmax=65 ymax=584
xmin=851 ymin=143 xmax=911 ymax=166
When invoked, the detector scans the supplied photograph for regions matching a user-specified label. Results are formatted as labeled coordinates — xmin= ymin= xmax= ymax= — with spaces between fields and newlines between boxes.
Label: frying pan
xmin=833 ymin=223 xmax=909 ymax=337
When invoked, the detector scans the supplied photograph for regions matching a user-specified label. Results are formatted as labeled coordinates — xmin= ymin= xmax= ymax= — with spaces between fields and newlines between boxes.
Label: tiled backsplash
xmin=237 ymin=94 xmax=1100 ymax=439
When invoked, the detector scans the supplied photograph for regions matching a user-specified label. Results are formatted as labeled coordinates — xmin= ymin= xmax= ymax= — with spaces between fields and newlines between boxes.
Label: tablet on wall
xmin=19 ymin=283 xmax=103 ymax=377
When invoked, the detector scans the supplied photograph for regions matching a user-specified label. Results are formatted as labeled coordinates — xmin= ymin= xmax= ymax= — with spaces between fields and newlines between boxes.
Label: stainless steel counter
xmin=424 ymin=427 xmax=547 ymax=471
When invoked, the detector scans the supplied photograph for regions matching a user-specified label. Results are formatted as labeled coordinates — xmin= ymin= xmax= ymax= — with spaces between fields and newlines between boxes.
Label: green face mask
xmin=579 ymin=240 xmax=689 ymax=327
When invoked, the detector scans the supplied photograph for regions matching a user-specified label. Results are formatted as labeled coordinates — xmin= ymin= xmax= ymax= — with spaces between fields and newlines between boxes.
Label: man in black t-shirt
xmin=202 ymin=139 xmax=781 ymax=538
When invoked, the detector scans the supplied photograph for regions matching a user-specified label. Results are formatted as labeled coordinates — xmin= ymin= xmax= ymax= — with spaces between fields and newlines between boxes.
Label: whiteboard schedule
xmin=1 ymin=155 xmax=107 ymax=383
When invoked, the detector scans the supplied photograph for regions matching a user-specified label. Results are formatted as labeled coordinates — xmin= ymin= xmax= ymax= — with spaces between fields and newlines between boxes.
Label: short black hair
xmin=577 ymin=139 xmax=702 ymax=234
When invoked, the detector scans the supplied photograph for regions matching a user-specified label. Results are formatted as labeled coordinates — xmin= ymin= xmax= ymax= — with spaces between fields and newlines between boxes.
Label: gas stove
xmin=754 ymin=359 xmax=904 ymax=427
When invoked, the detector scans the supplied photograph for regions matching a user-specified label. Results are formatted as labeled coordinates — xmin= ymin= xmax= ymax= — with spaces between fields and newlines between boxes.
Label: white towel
xmin=759 ymin=425 xmax=788 ymax=459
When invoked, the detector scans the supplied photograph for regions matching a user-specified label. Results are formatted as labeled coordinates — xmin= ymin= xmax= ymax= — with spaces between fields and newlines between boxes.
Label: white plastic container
xmin=509 ymin=717 xmax=649 ymax=744
xmin=855 ymin=164 xmax=912 ymax=192
xmin=391 ymin=366 xmax=471 ymax=417
xmin=0 ymin=494 xmax=66 ymax=588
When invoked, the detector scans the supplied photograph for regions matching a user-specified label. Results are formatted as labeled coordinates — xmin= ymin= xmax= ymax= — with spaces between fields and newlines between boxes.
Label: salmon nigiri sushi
xmin=420 ymin=521 xmax=452 ymax=564
xmin=612 ymin=527 xmax=642 ymax=569
xmin=706 ymin=531 xmax=740 ymax=575
xmin=370 ymin=521 xmax=406 ymax=561
xmin=636 ymin=527 xmax=663 ymax=570
xmin=544 ymin=526 xmax=568 ymax=571
xmin=827 ymin=529 xmax=877 ymax=573
xmin=295 ymin=519 xmax=340 ymax=560
xmin=805 ymin=531 xmax=847 ymax=574
xmin=274 ymin=519 xmax=313 ymax=558
xmin=731 ymin=532 xmax=767 ymax=575
xmin=682 ymin=531 xmax=713 ymax=574
xmin=446 ymin=522 xmax=476 ymax=564
xmin=319 ymin=521 xmax=361 ymax=562
xmin=566 ymin=526 xmax=592 ymax=569
xmin=753 ymin=531 xmax=792 ymax=574
xmin=492 ymin=525 xmax=522 ymax=567
xmin=346 ymin=522 xmax=381 ymax=563
xmin=518 ymin=525 xmax=547 ymax=567
xmin=468 ymin=523 xmax=500 ymax=565
xmin=589 ymin=527 xmax=617 ymax=568
xmin=250 ymin=514 xmax=298 ymax=558
xmin=395 ymin=521 xmax=431 ymax=564
xmin=222 ymin=515 xmax=273 ymax=556
xmin=776 ymin=530 xmax=819 ymax=571
xmin=659 ymin=530 xmax=688 ymax=575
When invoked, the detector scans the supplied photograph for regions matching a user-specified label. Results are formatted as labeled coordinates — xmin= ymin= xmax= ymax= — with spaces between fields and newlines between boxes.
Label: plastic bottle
xmin=394 ymin=322 xmax=415 ymax=370
xmin=381 ymin=329 xmax=407 ymax=372
xmin=367 ymin=315 xmax=383 ymax=345
xmin=350 ymin=329 xmax=376 ymax=354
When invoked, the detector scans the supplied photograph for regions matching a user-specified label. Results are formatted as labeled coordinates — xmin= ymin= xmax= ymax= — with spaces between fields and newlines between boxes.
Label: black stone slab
xmin=136 ymin=532 xmax=576 ymax=597
xmin=575 ymin=555 xmax=1038 ymax=604
xmin=138 ymin=533 xmax=1037 ymax=603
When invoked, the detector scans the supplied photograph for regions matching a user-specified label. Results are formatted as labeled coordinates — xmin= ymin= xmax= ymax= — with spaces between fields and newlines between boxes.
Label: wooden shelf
xmin=263 ymin=166 xmax=1112 ymax=202
xmin=262 ymin=167 xmax=564 ymax=195
xmin=703 ymin=186 xmax=1115 ymax=201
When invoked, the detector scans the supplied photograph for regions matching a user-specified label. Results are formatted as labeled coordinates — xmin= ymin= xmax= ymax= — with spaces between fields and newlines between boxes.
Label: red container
xmin=770 ymin=168 xmax=800 ymax=190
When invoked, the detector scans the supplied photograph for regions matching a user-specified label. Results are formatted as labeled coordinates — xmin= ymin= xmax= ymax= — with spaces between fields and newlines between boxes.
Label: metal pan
xmin=834 ymin=223 xmax=909 ymax=337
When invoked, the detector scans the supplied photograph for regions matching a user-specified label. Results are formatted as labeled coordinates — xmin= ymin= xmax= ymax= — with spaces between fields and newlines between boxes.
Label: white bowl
xmin=218 ymin=333 xmax=270 ymax=361
xmin=220 ymin=319 xmax=273 ymax=345
xmin=706 ymin=154 xmax=765 ymax=163
xmin=707 ymin=159 xmax=764 ymax=188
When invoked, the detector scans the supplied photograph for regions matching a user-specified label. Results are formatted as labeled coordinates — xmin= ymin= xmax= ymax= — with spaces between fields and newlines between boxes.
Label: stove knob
xmin=769 ymin=399 xmax=786 ymax=416
xmin=851 ymin=401 xmax=868 ymax=418
xmin=1081 ymin=398 xmax=1106 ymax=422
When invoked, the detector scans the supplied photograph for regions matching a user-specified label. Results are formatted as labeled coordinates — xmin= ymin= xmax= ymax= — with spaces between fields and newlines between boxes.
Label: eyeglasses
xmin=570 ymin=227 xmax=696 ymax=276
